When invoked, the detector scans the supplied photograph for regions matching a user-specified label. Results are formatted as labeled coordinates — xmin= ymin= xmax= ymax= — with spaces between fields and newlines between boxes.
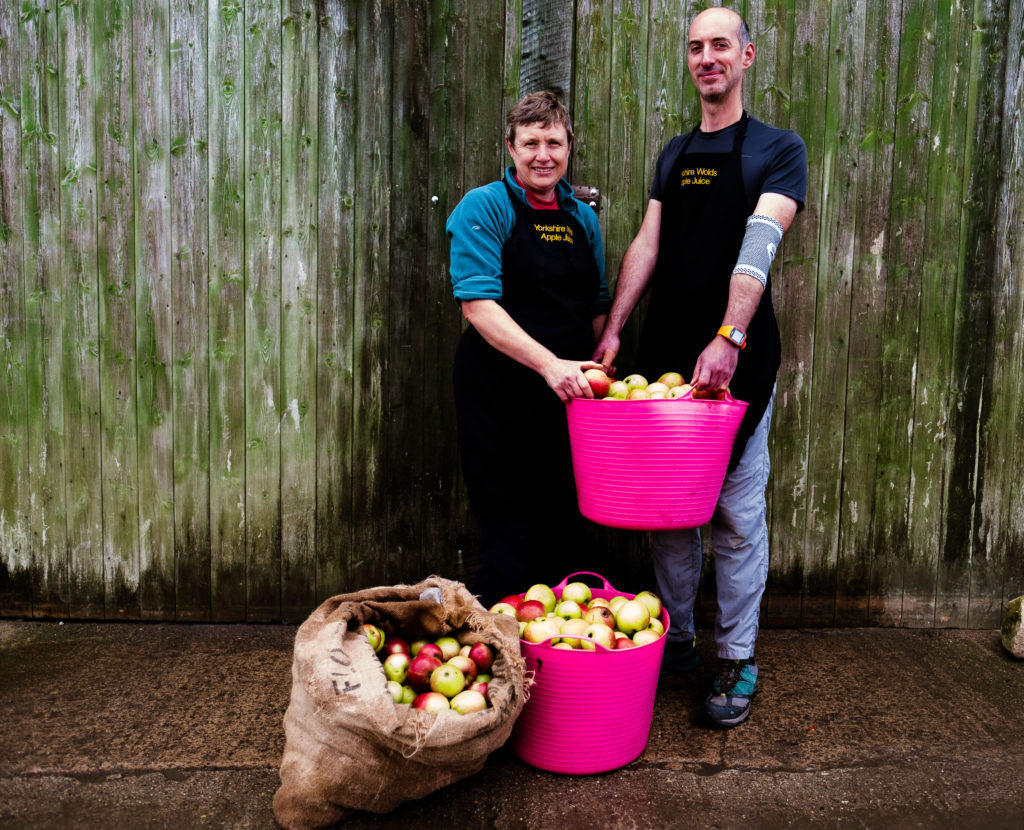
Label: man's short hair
xmin=505 ymin=91 xmax=574 ymax=146
xmin=738 ymin=16 xmax=752 ymax=48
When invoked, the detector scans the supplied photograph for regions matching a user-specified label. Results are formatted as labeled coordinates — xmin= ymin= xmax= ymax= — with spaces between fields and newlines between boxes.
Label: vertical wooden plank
xmin=59 ymin=0 xmax=104 ymax=618
xmin=603 ymin=0 xmax=649 ymax=369
xmin=384 ymin=0 xmax=429 ymax=585
xmin=19 ymin=0 xmax=68 ymax=618
xmin=520 ymin=0 xmax=572 ymax=98
xmin=170 ymin=0 xmax=211 ymax=619
xmin=0 ymin=1 xmax=32 ymax=614
xmin=992 ymin=0 xmax=1024 ymax=610
xmin=347 ymin=0 xmax=389 ymax=589
xmin=764 ymin=0 xmax=828 ymax=626
xmin=867 ymin=0 xmax=934 ymax=627
xmin=280 ymin=0 xmax=318 ymax=620
xmin=421 ymin=0 xmax=469 ymax=581
xmin=134 ymin=0 xmax=176 ymax=619
xmin=208 ymin=0 xmax=247 ymax=620
xmin=829 ymin=0 xmax=912 ymax=627
xmin=244 ymin=0 xmax=283 ymax=619
xmin=906 ymin=0 xmax=973 ymax=627
xmin=94 ymin=0 xmax=140 ymax=619
xmin=968 ymin=0 xmax=1020 ymax=628
xmin=314 ymin=0 xmax=356 ymax=601
xmin=785 ymin=0 xmax=852 ymax=627
xmin=936 ymin=0 xmax=1004 ymax=628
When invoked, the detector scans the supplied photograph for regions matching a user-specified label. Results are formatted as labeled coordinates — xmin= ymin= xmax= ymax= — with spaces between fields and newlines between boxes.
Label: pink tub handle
xmin=552 ymin=571 xmax=615 ymax=592
xmin=524 ymin=635 xmax=618 ymax=653
xmin=676 ymin=386 xmax=741 ymax=404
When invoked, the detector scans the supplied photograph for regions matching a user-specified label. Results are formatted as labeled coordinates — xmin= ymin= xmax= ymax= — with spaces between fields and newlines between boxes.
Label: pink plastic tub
xmin=566 ymin=390 xmax=748 ymax=530
xmin=511 ymin=572 xmax=670 ymax=774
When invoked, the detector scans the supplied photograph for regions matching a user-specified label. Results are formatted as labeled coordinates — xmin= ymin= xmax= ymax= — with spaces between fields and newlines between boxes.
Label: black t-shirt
xmin=650 ymin=115 xmax=807 ymax=213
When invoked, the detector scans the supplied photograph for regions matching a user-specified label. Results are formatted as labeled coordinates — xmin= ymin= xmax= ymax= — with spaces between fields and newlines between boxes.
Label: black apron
xmin=453 ymin=180 xmax=601 ymax=521
xmin=636 ymin=113 xmax=780 ymax=469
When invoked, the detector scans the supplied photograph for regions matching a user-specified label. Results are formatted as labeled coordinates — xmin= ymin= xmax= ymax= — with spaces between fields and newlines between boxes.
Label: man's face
xmin=506 ymin=122 xmax=571 ymax=198
xmin=687 ymin=9 xmax=754 ymax=104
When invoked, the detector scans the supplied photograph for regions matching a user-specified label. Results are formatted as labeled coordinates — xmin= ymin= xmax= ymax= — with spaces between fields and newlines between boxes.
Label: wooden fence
xmin=0 ymin=0 xmax=1021 ymax=626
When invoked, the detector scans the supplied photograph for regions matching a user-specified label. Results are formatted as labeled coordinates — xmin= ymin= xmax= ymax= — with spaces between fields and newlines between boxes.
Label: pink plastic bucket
xmin=566 ymin=390 xmax=748 ymax=530
xmin=511 ymin=572 xmax=669 ymax=774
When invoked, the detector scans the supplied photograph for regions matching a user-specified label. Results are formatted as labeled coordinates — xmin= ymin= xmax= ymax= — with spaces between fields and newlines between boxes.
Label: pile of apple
xmin=359 ymin=624 xmax=495 ymax=715
xmin=489 ymin=582 xmax=665 ymax=651
xmin=583 ymin=369 xmax=726 ymax=401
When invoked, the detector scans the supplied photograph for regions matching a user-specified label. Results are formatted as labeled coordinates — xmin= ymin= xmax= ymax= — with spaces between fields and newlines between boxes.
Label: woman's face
xmin=506 ymin=122 xmax=571 ymax=201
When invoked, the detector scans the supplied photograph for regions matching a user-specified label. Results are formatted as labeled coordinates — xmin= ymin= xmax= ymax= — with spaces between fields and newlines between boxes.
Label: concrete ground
xmin=1 ymin=621 xmax=1022 ymax=830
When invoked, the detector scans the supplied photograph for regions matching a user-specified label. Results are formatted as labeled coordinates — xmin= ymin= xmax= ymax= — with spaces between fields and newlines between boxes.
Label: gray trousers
xmin=651 ymin=391 xmax=774 ymax=660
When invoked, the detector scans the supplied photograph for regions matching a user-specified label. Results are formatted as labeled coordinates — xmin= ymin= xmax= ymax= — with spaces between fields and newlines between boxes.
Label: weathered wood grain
xmin=169 ymin=0 xmax=211 ymax=620
xmin=0 ymin=0 xmax=30 ymax=614
xmin=207 ymin=0 xmax=247 ymax=621
xmin=280 ymin=0 xmax=318 ymax=622
xmin=59 ymin=0 xmax=104 ymax=618
xmin=244 ymin=0 xmax=284 ymax=621
xmin=314 ymin=0 xmax=357 ymax=602
xmin=0 ymin=0 xmax=1021 ymax=626
xmin=134 ymin=0 xmax=177 ymax=619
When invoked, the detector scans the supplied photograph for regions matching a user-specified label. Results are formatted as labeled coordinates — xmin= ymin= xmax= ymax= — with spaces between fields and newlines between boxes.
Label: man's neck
xmin=699 ymin=98 xmax=744 ymax=133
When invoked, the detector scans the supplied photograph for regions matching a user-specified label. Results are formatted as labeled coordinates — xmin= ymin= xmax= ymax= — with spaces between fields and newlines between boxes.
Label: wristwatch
xmin=718 ymin=325 xmax=747 ymax=350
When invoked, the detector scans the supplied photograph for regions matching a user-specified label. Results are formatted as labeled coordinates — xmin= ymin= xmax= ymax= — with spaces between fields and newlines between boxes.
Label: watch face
xmin=729 ymin=329 xmax=744 ymax=344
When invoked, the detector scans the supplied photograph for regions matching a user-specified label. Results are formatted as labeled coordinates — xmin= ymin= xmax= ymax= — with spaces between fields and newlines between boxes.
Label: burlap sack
xmin=273 ymin=576 xmax=526 ymax=830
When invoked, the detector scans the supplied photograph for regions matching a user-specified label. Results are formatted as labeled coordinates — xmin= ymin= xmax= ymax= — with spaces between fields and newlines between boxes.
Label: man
xmin=593 ymin=7 xmax=807 ymax=727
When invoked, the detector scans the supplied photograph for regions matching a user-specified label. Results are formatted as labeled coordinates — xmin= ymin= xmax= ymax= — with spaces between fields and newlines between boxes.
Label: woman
xmin=446 ymin=92 xmax=610 ymax=607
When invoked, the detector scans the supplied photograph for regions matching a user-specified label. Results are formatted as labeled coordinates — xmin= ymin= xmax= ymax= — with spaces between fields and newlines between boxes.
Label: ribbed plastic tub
xmin=566 ymin=391 xmax=748 ymax=530
xmin=511 ymin=572 xmax=670 ymax=774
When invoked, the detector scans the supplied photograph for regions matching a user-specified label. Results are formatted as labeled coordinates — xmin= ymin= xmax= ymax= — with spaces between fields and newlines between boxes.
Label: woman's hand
xmin=540 ymin=357 xmax=608 ymax=403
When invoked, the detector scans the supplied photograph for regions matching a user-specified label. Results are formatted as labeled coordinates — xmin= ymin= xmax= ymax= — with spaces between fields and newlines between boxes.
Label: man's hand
xmin=691 ymin=336 xmax=740 ymax=392
xmin=592 ymin=335 xmax=619 ymax=375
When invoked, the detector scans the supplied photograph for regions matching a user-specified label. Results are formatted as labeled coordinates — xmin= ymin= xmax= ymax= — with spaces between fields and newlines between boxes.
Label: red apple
xmin=383 ymin=637 xmax=411 ymax=657
xmin=467 ymin=642 xmax=494 ymax=674
xmin=583 ymin=368 xmax=612 ymax=398
xmin=498 ymin=594 xmax=525 ymax=610
xmin=583 ymin=605 xmax=616 ymax=629
xmin=516 ymin=599 xmax=547 ymax=623
xmin=416 ymin=643 xmax=444 ymax=662
xmin=407 ymin=653 xmax=442 ymax=692
xmin=615 ymin=636 xmax=638 ymax=649
xmin=412 ymin=691 xmax=450 ymax=712
xmin=468 ymin=679 xmax=489 ymax=698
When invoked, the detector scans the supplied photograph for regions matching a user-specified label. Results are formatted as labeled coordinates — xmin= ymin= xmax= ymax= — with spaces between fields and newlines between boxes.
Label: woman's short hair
xmin=505 ymin=91 xmax=574 ymax=145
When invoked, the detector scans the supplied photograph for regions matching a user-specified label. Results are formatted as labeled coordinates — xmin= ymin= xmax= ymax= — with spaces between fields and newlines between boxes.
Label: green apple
xmin=524 ymin=583 xmax=557 ymax=614
xmin=561 ymin=581 xmax=592 ymax=605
